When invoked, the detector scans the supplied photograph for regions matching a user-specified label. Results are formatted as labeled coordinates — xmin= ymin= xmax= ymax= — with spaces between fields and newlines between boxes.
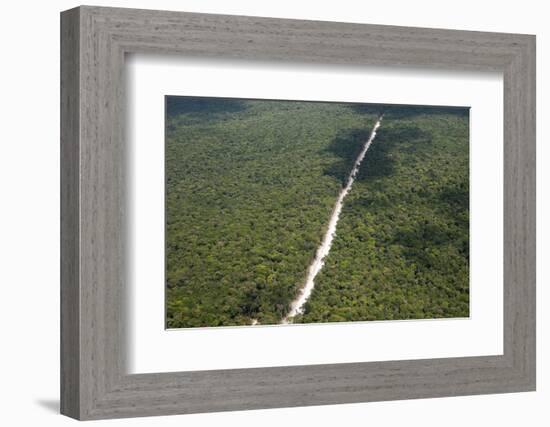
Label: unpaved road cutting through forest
xmin=281 ymin=116 xmax=383 ymax=323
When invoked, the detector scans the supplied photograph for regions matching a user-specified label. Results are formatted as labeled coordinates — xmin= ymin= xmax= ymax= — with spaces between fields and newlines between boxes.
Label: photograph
xmin=165 ymin=96 xmax=470 ymax=328
xmin=49 ymin=2 xmax=537 ymax=421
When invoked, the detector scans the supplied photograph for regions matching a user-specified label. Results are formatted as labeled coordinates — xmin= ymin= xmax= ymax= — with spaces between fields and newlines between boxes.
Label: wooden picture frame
xmin=60 ymin=5 xmax=536 ymax=420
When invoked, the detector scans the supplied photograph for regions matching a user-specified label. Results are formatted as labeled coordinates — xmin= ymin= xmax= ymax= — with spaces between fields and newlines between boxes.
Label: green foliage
xmin=165 ymin=98 xmax=378 ymax=328
xmin=165 ymin=97 xmax=470 ymax=327
xmin=299 ymin=108 xmax=470 ymax=323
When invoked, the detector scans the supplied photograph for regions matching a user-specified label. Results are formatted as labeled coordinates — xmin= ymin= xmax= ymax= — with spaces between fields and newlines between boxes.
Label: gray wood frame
xmin=60 ymin=5 xmax=536 ymax=420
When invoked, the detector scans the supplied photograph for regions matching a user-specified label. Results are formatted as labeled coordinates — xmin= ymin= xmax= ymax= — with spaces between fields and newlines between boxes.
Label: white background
xmin=128 ymin=56 xmax=503 ymax=373
xmin=0 ymin=0 xmax=547 ymax=426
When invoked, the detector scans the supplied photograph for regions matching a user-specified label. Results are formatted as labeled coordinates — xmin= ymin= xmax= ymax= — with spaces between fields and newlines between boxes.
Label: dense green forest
xmin=165 ymin=97 xmax=378 ymax=327
xmin=165 ymin=97 xmax=469 ymax=328
xmin=297 ymin=105 xmax=470 ymax=323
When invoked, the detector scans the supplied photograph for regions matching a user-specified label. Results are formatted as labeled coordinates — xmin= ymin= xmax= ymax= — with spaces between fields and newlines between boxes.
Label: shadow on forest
xmin=437 ymin=183 xmax=470 ymax=253
xmin=393 ymin=221 xmax=454 ymax=249
xmin=166 ymin=96 xmax=248 ymax=121
xmin=438 ymin=184 xmax=469 ymax=213
xmin=322 ymin=128 xmax=372 ymax=184
xmin=391 ymin=220 xmax=459 ymax=269
xmin=323 ymin=122 xmax=431 ymax=186
xmin=349 ymin=103 xmax=469 ymax=119
xmin=391 ymin=182 xmax=470 ymax=263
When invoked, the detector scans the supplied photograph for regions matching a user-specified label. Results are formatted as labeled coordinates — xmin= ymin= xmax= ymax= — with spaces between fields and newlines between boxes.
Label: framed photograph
xmin=60 ymin=5 xmax=536 ymax=420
